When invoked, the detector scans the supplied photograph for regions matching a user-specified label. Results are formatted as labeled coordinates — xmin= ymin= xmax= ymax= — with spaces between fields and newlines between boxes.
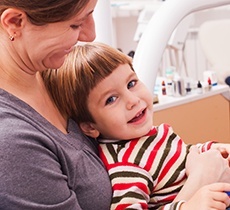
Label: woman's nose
xmin=78 ymin=16 xmax=96 ymax=42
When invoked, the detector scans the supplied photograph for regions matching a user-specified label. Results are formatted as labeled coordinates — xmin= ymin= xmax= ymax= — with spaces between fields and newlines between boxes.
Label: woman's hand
xmin=180 ymin=183 xmax=230 ymax=210
xmin=186 ymin=146 xmax=230 ymax=184
xmin=175 ymin=146 xmax=230 ymax=202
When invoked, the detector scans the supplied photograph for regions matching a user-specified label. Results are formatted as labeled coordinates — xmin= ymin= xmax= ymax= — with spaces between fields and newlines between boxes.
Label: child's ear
xmin=79 ymin=122 xmax=100 ymax=138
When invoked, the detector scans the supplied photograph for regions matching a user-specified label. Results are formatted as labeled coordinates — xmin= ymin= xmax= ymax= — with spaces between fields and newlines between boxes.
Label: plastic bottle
xmin=197 ymin=80 xmax=203 ymax=94
xmin=161 ymin=80 xmax=167 ymax=95
xmin=207 ymin=77 xmax=212 ymax=91
xmin=172 ymin=72 xmax=186 ymax=97
xmin=165 ymin=66 xmax=175 ymax=96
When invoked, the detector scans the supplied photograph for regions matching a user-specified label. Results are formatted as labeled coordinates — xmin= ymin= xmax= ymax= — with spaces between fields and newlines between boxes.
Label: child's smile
xmin=86 ymin=63 xmax=154 ymax=140
xmin=128 ymin=108 xmax=147 ymax=124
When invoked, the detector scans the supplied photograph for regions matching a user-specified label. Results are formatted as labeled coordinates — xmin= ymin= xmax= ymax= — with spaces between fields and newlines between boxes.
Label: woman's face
xmin=19 ymin=0 xmax=97 ymax=72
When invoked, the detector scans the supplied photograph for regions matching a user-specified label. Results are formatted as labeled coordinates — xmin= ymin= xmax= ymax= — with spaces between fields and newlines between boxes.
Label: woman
xmin=0 ymin=1 xmax=230 ymax=210
xmin=0 ymin=1 xmax=112 ymax=209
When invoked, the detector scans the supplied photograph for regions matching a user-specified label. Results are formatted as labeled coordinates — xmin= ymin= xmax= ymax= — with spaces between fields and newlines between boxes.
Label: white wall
xmin=113 ymin=16 xmax=138 ymax=54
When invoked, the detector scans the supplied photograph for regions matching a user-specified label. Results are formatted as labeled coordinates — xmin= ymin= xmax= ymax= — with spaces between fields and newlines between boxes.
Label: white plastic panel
xmin=133 ymin=0 xmax=230 ymax=94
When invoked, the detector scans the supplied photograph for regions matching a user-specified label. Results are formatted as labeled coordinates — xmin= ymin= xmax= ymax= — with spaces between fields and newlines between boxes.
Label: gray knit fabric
xmin=0 ymin=89 xmax=112 ymax=210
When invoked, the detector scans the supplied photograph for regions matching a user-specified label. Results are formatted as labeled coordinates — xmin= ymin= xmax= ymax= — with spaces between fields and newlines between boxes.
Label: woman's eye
xmin=70 ymin=24 xmax=81 ymax=30
xmin=105 ymin=96 xmax=117 ymax=105
xmin=127 ymin=80 xmax=137 ymax=89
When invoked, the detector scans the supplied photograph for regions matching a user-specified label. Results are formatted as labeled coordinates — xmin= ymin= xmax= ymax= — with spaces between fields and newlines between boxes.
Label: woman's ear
xmin=79 ymin=122 xmax=100 ymax=138
xmin=1 ymin=8 xmax=26 ymax=38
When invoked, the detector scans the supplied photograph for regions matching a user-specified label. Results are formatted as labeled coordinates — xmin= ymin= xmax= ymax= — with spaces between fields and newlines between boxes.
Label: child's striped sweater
xmin=99 ymin=123 xmax=213 ymax=210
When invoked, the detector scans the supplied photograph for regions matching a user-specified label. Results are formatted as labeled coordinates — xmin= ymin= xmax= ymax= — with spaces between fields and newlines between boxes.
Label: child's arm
xmin=108 ymin=163 xmax=230 ymax=210
xmin=108 ymin=163 xmax=188 ymax=210
xmin=108 ymin=163 xmax=153 ymax=210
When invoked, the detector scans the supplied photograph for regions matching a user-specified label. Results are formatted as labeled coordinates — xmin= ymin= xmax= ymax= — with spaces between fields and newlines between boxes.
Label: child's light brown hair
xmin=43 ymin=42 xmax=133 ymax=124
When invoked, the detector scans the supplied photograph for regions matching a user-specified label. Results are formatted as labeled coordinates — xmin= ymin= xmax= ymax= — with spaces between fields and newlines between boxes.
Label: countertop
xmin=153 ymin=84 xmax=230 ymax=112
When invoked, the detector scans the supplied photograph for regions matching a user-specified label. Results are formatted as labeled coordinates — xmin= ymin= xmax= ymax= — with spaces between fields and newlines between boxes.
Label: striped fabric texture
xmin=99 ymin=123 xmax=213 ymax=210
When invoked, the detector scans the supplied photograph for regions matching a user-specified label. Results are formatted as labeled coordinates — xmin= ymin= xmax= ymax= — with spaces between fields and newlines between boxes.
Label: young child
xmin=43 ymin=42 xmax=230 ymax=210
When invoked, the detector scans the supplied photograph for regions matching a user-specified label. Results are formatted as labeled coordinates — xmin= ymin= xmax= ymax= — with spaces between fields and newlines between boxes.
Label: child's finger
xmin=189 ymin=145 xmax=199 ymax=153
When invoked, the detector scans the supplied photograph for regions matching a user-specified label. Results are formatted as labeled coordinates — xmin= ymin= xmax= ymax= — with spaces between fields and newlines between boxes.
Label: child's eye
xmin=127 ymin=80 xmax=137 ymax=89
xmin=105 ymin=96 xmax=117 ymax=105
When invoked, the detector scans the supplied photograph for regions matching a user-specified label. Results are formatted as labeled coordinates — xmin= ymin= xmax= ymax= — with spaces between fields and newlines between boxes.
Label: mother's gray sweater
xmin=0 ymin=89 xmax=112 ymax=210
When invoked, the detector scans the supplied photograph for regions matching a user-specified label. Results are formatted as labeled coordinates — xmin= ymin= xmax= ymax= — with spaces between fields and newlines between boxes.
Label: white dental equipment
xmin=133 ymin=0 xmax=230 ymax=94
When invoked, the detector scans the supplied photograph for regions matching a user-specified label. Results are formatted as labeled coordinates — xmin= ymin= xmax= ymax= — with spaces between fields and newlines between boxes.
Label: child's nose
xmin=126 ymin=93 xmax=140 ymax=110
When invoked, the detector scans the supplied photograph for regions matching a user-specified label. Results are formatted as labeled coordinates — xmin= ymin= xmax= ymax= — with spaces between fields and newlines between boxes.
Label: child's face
xmin=85 ymin=63 xmax=154 ymax=140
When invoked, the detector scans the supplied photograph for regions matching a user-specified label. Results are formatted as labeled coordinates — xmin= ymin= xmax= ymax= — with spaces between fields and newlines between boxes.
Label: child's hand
xmin=180 ymin=183 xmax=230 ymax=210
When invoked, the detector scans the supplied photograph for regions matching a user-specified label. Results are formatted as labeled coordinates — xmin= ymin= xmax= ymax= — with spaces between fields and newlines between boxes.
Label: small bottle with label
xmin=197 ymin=80 xmax=203 ymax=94
xmin=165 ymin=67 xmax=174 ymax=96
xmin=185 ymin=82 xmax=192 ymax=94
xmin=207 ymin=77 xmax=212 ymax=91
xmin=161 ymin=80 xmax=167 ymax=95
xmin=166 ymin=81 xmax=173 ymax=96
xmin=172 ymin=72 xmax=186 ymax=97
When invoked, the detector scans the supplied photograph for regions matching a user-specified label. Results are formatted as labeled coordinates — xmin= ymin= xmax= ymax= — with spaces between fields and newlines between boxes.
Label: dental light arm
xmin=133 ymin=0 xmax=230 ymax=94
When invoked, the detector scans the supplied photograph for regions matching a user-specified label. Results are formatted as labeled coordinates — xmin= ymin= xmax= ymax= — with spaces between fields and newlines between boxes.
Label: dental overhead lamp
xmin=133 ymin=0 xmax=230 ymax=94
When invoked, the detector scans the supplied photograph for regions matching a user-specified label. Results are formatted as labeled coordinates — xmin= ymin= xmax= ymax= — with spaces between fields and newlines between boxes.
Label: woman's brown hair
xmin=0 ymin=0 xmax=90 ymax=25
